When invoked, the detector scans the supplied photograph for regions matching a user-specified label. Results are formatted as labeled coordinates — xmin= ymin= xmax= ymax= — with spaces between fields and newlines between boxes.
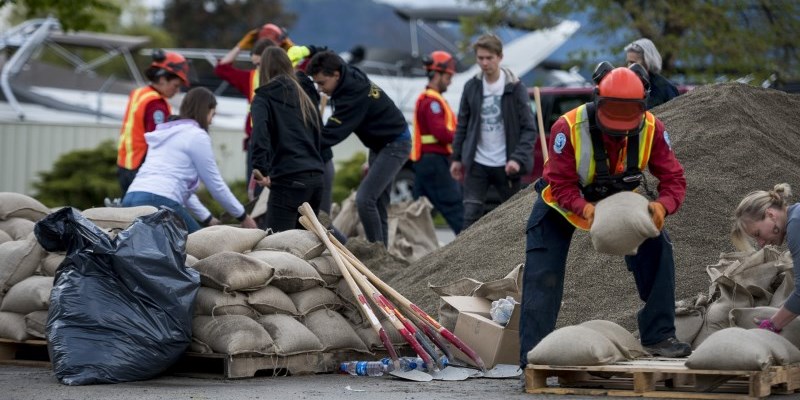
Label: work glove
xmin=648 ymin=201 xmax=666 ymax=231
xmin=757 ymin=318 xmax=781 ymax=333
xmin=307 ymin=45 xmax=328 ymax=56
xmin=237 ymin=29 xmax=259 ymax=50
xmin=582 ymin=203 xmax=595 ymax=228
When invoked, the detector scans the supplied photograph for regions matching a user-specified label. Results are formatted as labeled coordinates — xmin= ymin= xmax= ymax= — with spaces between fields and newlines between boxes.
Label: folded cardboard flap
xmin=441 ymin=296 xmax=520 ymax=368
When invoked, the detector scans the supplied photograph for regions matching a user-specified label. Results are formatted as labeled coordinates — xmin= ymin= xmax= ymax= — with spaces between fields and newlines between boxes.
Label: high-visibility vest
xmin=411 ymin=88 xmax=455 ymax=161
xmin=117 ymin=86 xmax=170 ymax=170
xmin=541 ymin=104 xmax=656 ymax=231
xmin=247 ymin=69 xmax=259 ymax=129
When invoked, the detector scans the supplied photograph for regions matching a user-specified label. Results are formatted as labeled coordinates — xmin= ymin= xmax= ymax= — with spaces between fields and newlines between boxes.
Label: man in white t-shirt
xmin=450 ymin=34 xmax=537 ymax=229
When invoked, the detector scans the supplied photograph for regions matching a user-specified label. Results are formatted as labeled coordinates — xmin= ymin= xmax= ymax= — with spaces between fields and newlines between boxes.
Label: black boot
xmin=644 ymin=337 xmax=691 ymax=357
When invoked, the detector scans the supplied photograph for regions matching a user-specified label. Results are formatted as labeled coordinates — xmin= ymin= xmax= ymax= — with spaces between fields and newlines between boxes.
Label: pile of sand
xmin=382 ymin=83 xmax=800 ymax=331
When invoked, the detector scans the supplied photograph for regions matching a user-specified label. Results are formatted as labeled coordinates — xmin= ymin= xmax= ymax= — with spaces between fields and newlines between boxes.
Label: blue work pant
xmin=519 ymin=198 xmax=677 ymax=367
xmin=413 ymin=153 xmax=464 ymax=234
xmin=122 ymin=191 xmax=200 ymax=233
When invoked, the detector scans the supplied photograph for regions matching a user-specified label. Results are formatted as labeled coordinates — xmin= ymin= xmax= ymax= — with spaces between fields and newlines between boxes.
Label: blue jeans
xmin=462 ymin=162 xmax=521 ymax=230
xmin=360 ymin=136 xmax=412 ymax=246
xmin=122 ymin=191 xmax=201 ymax=233
xmin=413 ymin=153 xmax=464 ymax=234
xmin=519 ymin=198 xmax=677 ymax=367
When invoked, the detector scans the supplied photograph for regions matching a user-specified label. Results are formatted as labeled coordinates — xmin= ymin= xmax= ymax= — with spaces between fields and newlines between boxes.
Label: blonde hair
xmin=258 ymin=47 xmax=320 ymax=131
xmin=731 ymin=183 xmax=792 ymax=251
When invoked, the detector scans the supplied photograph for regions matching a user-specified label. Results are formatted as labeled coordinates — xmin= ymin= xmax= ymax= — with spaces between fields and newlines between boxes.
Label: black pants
xmin=117 ymin=166 xmax=139 ymax=197
xmin=462 ymin=162 xmax=520 ymax=229
xmin=264 ymin=171 xmax=324 ymax=232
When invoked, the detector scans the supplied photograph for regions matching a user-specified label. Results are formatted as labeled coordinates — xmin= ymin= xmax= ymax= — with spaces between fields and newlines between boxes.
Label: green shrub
xmin=332 ymin=151 xmax=367 ymax=204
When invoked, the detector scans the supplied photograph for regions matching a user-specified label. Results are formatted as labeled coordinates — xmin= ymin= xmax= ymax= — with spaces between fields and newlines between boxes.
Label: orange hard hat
xmin=423 ymin=50 xmax=456 ymax=75
xmin=151 ymin=50 xmax=190 ymax=87
xmin=259 ymin=23 xmax=286 ymax=44
xmin=595 ymin=65 xmax=648 ymax=133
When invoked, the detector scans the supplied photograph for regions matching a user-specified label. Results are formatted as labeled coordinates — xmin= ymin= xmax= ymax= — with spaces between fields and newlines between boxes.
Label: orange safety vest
xmin=117 ymin=86 xmax=170 ymax=170
xmin=411 ymin=88 xmax=455 ymax=161
xmin=541 ymin=104 xmax=656 ymax=231
xmin=247 ymin=70 xmax=260 ymax=129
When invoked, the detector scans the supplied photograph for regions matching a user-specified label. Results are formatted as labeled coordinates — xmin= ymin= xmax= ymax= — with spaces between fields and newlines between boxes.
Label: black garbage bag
xmin=34 ymin=207 xmax=200 ymax=385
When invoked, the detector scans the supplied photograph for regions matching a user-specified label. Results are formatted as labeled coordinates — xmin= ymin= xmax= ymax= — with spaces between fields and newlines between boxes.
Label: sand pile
xmin=385 ymin=83 xmax=800 ymax=331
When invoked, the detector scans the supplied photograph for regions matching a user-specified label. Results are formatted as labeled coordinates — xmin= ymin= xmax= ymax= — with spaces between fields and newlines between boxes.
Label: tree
xmin=162 ymin=0 xmax=295 ymax=49
xmin=1 ymin=0 xmax=120 ymax=31
xmin=465 ymin=0 xmax=800 ymax=82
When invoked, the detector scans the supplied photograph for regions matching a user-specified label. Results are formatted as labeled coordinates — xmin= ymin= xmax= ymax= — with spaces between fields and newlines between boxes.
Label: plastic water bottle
xmin=340 ymin=361 xmax=390 ymax=376
xmin=381 ymin=356 xmax=449 ymax=372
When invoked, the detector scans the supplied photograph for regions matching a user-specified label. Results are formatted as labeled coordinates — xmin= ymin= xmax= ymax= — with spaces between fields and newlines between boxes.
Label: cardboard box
xmin=440 ymin=296 xmax=520 ymax=368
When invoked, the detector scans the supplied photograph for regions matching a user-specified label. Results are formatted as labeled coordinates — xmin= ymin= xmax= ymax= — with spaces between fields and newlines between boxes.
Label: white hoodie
xmin=127 ymin=119 xmax=245 ymax=221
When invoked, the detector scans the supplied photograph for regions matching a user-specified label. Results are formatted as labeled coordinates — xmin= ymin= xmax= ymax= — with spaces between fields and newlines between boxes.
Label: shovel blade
xmin=483 ymin=364 xmax=522 ymax=379
xmin=389 ymin=369 xmax=433 ymax=382
xmin=430 ymin=366 xmax=470 ymax=381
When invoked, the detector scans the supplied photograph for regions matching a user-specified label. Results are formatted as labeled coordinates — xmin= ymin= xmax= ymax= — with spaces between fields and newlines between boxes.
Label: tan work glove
xmin=648 ymin=201 xmax=666 ymax=231
xmin=237 ymin=29 xmax=259 ymax=50
xmin=582 ymin=203 xmax=595 ymax=228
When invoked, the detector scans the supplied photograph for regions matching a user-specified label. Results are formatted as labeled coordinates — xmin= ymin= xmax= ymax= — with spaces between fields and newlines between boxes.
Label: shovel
xmin=389 ymin=369 xmax=433 ymax=382
xmin=429 ymin=366 xmax=470 ymax=381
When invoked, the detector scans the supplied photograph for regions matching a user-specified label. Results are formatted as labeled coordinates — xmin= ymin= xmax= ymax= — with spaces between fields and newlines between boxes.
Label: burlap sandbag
xmin=590 ymin=192 xmax=659 ymax=256
xmin=0 ymin=218 xmax=35 ymax=240
xmin=191 ymin=251 xmax=274 ymax=292
xmin=290 ymin=287 xmax=343 ymax=315
xmin=675 ymin=309 xmax=705 ymax=345
xmin=81 ymin=206 xmax=158 ymax=230
xmin=386 ymin=197 xmax=439 ymax=262
xmin=194 ymin=287 xmax=257 ymax=318
xmin=304 ymin=309 xmax=369 ymax=352
xmin=307 ymin=253 xmax=341 ymax=286
xmin=729 ymin=306 xmax=800 ymax=348
xmin=579 ymin=320 xmax=647 ymax=358
xmin=25 ymin=310 xmax=48 ymax=339
xmin=686 ymin=328 xmax=772 ymax=370
xmin=527 ymin=325 xmax=625 ymax=366
xmin=0 ymin=237 xmax=46 ymax=296
xmin=40 ymin=252 xmax=65 ymax=276
xmin=0 ymin=276 xmax=53 ymax=314
xmin=430 ymin=264 xmax=523 ymax=300
xmin=354 ymin=319 xmax=406 ymax=350
xmin=248 ymin=250 xmax=324 ymax=293
xmin=693 ymin=284 xmax=753 ymax=347
xmin=0 ymin=230 xmax=12 ymax=245
xmin=189 ymin=338 xmax=213 ymax=354
xmin=332 ymin=192 xmax=361 ymax=237
xmin=253 ymin=230 xmax=325 ymax=260
xmin=192 ymin=315 xmax=274 ymax=355
xmin=0 ymin=193 xmax=50 ymax=221
xmin=747 ymin=328 xmax=800 ymax=365
xmin=256 ymin=314 xmax=324 ymax=356
xmin=0 ymin=311 xmax=31 ymax=341
xmin=186 ymin=226 xmax=267 ymax=259
xmin=770 ymin=272 xmax=795 ymax=307
xmin=340 ymin=304 xmax=365 ymax=326
xmin=247 ymin=286 xmax=298 ymax=315
xmin=185 ymin=254 xmax=199 ymax=267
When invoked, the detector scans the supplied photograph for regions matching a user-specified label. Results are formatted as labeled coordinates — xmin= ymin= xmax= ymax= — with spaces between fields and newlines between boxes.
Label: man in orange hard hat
xmin=519 ymin=62 xmax=689 ymax=367
xmin=411 ymin=51 xmax=463 ymax=234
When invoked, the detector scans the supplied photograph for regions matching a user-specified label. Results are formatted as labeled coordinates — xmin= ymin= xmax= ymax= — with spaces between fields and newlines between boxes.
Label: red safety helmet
xmin=593 ymin=62 xmax=649 ymax=135
xmin=151 ymin=50 xmax=190 ymax=87
xmin=423 ymin=51 xmax=456 ymax=75
xmin=258 ymin=23 xmax=287 ymax=44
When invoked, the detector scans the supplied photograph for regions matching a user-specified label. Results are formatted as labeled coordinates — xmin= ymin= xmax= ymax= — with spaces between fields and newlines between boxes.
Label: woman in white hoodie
xmin=122 ymin=87 xmax=257 ymax=232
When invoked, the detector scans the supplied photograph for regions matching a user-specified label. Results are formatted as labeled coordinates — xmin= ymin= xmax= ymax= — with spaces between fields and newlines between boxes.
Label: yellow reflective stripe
xmin=248 ymin=70 xmax=259 ymax=128
xmin=541 ymin=185 xmax=591 ymax=231
xmin=411 ymin=88 xmax=455 ymax=161
xmin=118 ymin=87 xmax=163 ymax=169
xmin=420 ymin=135 xmax=438 ymax=144
xmin=638 ymin=112 xmax=656 ymax=168
xmin=287 ymin=46 xmax=310 ymax=67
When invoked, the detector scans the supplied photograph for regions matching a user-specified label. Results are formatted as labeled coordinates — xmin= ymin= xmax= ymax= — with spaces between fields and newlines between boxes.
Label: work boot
xmin=644 ymin=337 xmax=691 ymax=357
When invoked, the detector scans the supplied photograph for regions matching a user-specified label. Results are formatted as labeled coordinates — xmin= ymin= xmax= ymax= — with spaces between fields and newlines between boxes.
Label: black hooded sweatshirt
xmin=250 ymin=74 xmax=324 ymax=180
xmin=321 ymin=64 xmax=408 ymax=152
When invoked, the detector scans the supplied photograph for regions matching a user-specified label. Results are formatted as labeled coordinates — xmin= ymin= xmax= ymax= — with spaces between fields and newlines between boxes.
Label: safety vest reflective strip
xmin=541 ymin=104 xmax=656 ymax=231
xmin=246 ymin=70 xmax=259 ymax=130
xmin=410 ymin=89 xmax=455 ymax=161
xmin=117 ymin=86 xmax=169 ymax=169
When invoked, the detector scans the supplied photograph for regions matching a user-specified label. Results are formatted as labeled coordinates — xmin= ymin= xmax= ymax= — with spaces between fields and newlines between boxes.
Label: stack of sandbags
xmin=186 ymin=227 xmax=373 ymax=358
xmin=687 ymin=327 xmax=800 ymax=370
xmin=0 ymin=193 xmax=51 ymax=342
xmin=527 ymin=320 xmax=647 ymax=366
xmin=682 ymin=247 xmax=792 ymax=348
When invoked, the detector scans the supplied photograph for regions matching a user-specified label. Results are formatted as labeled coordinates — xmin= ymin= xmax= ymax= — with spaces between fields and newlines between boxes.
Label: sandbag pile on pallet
xmin=186 ymin=226 xmax=406 ymax=358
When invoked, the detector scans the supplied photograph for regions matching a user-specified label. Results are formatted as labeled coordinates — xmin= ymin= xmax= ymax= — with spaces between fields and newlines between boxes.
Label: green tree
xmin=332 ymin=152 xmax=367 ymax=204
xmin=162 ymin=0 xmax=295 ymax=49
xmin=1 ymin=0 xmax=120 ymax=31
xmin=465 ymin=0 xmax=800 ymax=82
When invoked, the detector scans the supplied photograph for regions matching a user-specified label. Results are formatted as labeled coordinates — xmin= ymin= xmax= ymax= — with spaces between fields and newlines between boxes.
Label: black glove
xmin=307 ymin=45 xmax=328 ymax=56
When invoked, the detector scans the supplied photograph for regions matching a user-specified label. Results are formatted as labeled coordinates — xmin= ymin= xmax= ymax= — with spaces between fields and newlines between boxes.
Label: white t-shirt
xmin=475 ymin=70 xmax=507 ymax=167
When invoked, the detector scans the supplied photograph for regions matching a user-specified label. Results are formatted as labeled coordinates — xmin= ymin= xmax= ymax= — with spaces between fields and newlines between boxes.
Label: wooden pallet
xmin=0 ymin=338 xmax=50 ymax=368
xmin=525 ymin=358 xmax=800 ymax=399
xmin=173 ymin=350 xmax=388 ymax=379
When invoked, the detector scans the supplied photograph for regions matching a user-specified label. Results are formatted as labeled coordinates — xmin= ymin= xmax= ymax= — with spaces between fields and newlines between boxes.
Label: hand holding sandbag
xmin=648 ymin=201 xmax=666 ymax=231
xmin=590 ymin=192 xmax=660 ymax=256
xmin=582 ymin=203 xmax=595 ymax=227
xmin=757 ymin=318 xmax=781 ymax=333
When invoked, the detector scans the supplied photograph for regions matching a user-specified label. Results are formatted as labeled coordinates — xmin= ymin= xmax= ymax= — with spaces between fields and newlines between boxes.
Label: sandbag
xmin=332 ymin=192 xmax=361 ymax=237
xmin=355 ymin=319 xmax=406 ymax=350
xmin=578 ymin=320 xmax=647 ymax=359
xmin=590 ymin=192 xmax=659 ymax=256
xmin=192 ymin=315 xmax=274 ymax=355
xmin=185 ymin=254 xmax=199 ymax=267
xmin=25 ymin=310 xmax=48 ymax=339
xmin=0 ymin=311 xmax=31 ymax=341
xmin=0 ymin=230 xmax=12 ymax=245
xmin=0 ymin=193 xmax=50 ymax=221
xmin=246 ymin=286 xmax=298 ymax=315
xmin=186 ymin=226 xmax=267 ymax=259
xmin=693 ymin=284 xmax=753 ymax=347
xmin=0 ymin=237 xmax=46 ymax=296
xmin=253 ymin=230 xmax=325 ymax=260
xmin=191 ymin=252 xmax=274 ymax=292
xmin=0 ymin=276 xmax=53 ymax=314
xmin=770 ymin=272 xmax=795 ymax=307
xmin=289 ymin=287 xmax=343 ymax=315
xmin=307 ymin=253 xmax=341 ymax=286
xmin=747 ymin=328 xmax=800 ymax=365
xmin=386 ymin=197 xmax=439 ymax=262
xmin=40 ymin=252 xmax=66 ymax=276
xmin=248 ymin=250 xmax=324 ymax=293
xmin=256 ymin=314 xmax=324 ymax=356
xmin=80 ymin=206 xmax=158 ymax=230
xmin=303 ymin=309 xmax=369 ymax=352
xmin=686 ymin=328 xmax=772 ymax=370
xmin=527 ymin=325 xmax=625 ymax=366
xmin=0 ymin=218 xmax=35 ymax=240
xmin=194 ymin=287 xmax=257 ymax=318
xmin=675 ymin=309 xmax=705 ymax=345
xmin=729 ymin=307 xmax=800 ymax=348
